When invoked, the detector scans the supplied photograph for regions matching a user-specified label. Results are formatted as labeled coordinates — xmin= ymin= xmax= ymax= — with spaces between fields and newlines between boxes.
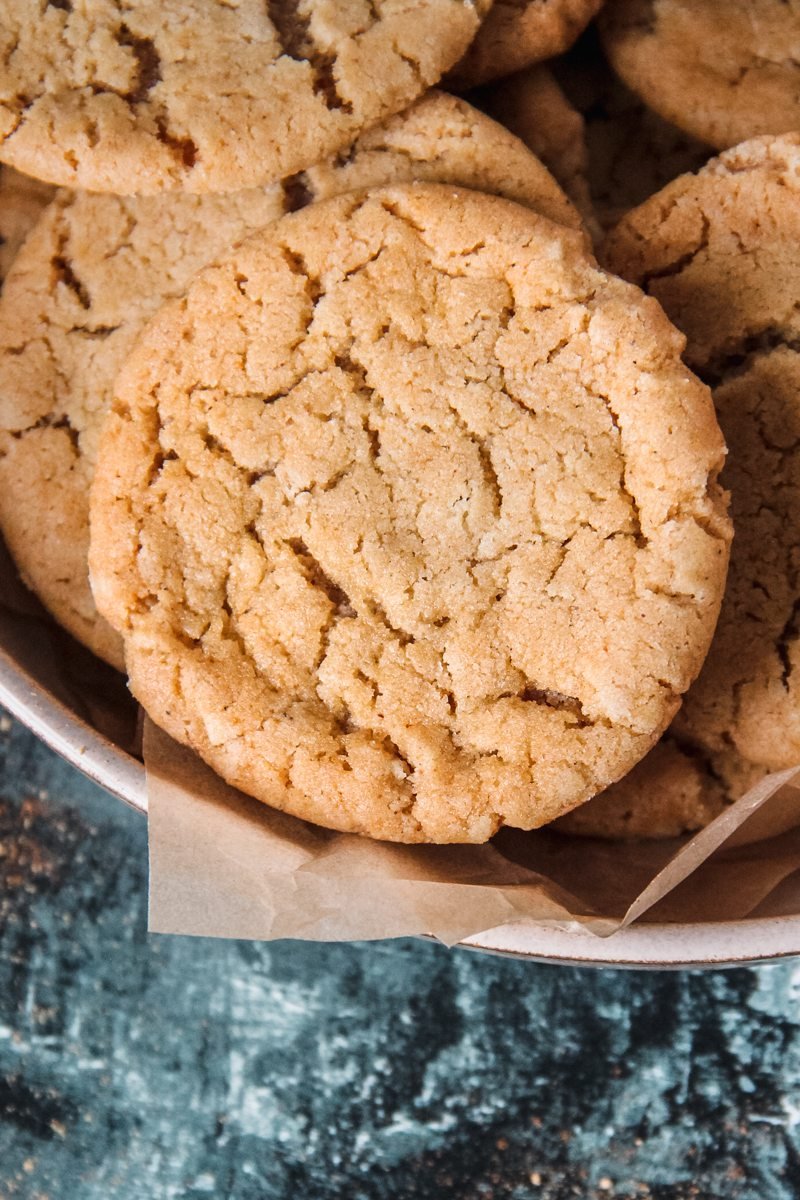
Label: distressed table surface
xmin=1 ymin=708 xmax=800 ymax=1200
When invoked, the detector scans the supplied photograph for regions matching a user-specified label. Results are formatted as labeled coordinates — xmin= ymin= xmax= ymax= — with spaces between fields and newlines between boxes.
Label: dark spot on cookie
xmin=266 ymin=0 xmax=352 ymax=111
xmin=285 ymin=538 xmax=356 ymax=617
xmin=518 ymin=687 xmax=589 ymax=722
xmin=13 ymin=412 xmax=80 ymax=453
xmin=155 ymin=117 xmax=197 ymax=168
xmin=52 ymin=255 xmax=90 ymax=309
xmin=282 ymin=171 xmax=314 ymax=213
xmin=476 ymin=441 xmax=502 ymax=517
xmin=498 ymin=303 xmax=515 ymax=329
xmin=310 ymin=53 xmax=352 ymax=113
xmin=70 ymin=324 xmax=121 ymax=339
xmin=118 ymin=26 xmax=162 ymax=105
xmin=333 ymin=709 xmax=357 ymax=736
xmin=332 ymin=142 xmax=358 ymax=169
xmin=51 ymin=414 xmax=80 ymax=452
xmin=267 ymin=0 xmax=310 ymax=59
xmin=777 ymin=598 xmax=800 ymax=688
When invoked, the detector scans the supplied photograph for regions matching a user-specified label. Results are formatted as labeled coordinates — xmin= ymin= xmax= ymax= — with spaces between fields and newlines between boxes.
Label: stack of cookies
xmin=0 ymin=0 xmax=798 ymax=846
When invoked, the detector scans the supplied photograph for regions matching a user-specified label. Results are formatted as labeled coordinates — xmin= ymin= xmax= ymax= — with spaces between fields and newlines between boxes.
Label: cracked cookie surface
xmin=0 ymin=0 xmax=488 ymax=194
xmin=600 ymin=0 xmax=800 ymax=151
xmin=564 ymin=134 xmax=800 ymax=839
xmin=0 ymin=92 xmax=577 ymax=670
xmin=449 ymin=0 xmax=603 ymax=89
xmin=89 ymin=184 xmax=729 ymax=843
xmin=0 ymin=166 xmax=53 ymax=286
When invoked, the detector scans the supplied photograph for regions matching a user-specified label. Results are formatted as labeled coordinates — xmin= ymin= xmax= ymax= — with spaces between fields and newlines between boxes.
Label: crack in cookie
xmin=117 ymin=26 xmax=162 ymax=106
xmin=265 ymin=0 xmax=352 ymax=113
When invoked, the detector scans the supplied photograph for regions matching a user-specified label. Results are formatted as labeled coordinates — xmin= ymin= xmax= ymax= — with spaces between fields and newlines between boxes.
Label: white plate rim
xmin=3 ymin=641 xmax=799 ymax=969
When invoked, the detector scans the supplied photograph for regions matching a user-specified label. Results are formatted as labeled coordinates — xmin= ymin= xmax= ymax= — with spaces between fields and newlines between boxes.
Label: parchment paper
xmin=144 ymin=720 xmax=800 ymax=945
xmin=6 ymin=522 xmax=800 ymax=948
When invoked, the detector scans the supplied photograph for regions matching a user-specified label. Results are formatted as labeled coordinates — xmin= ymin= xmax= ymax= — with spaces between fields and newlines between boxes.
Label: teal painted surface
xmin=1 ymin=708 xmax=800 ymax=1200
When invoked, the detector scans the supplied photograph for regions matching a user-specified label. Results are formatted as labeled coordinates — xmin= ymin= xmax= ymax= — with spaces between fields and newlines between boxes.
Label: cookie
xmin=0 ymin=0 xmax=489 ymax=194
xmin=89 ymin=184 xmax=730 ymax=843
xmin=555 ymin=29 xmax=711 ymax=231
xmin=449 ymin=0 xmax=603 ymax=89
xmin=482 ymin=66 xmax=596 ymax=233
xmin=0 ymin=93 xmax=580 ymax=670
xmin=487 ymin=37 xmax=712 ymax=239
xmin=600 ymin=0 xmax=800 ymax=152
xmin=558 ymin=733 xmax=764 ymax=840
xmin=286 ymin=91 xmax=580 ymax=232
xmin=563 ymin=134 xmax=800 ymax=839
xmin=0 ymin=166 xmax=53 ymax=286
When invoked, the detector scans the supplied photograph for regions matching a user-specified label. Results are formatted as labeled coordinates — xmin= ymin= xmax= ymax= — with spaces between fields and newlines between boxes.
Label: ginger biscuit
xmin=565 ymin=134 xmax=800 ymax=838
xmin=0 ymin=166 xmax=53 ymax=287
xmin=600 ymin=0 xmax=800 ymax=151
xmin=450 ymin=0 xmax=603 ymax=89
xmin=0 ymin=0 xmax=489 ymax=193
xmin=90 ymin=185 xmax=729 ymax=842
xmin=0 ymin=93 xmax=578 ymax=669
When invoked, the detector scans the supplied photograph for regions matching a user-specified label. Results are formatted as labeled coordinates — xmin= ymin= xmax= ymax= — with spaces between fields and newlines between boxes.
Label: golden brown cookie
xmin=0 ymin=93 xmax=579 ymax=670
xmin=0 ymin=166 xmax=53 ymax=286
xmin=487 ymin=37 xmax=712 ymax=239
xmin=90 ymin=184 xmax=730 ymax=843
xmin=600 ymin=0 xmax=800 ymax=151
xmin=450 ymin=0 xmax=603 ymax=89
xmin=558 ymin=735 xmax=766 ymax=839
xmin=0 ymin=0 xmax=489 ymax=194
xmin=483 ymin=66 xmax=596 ymax=232
xmin=285 ymin=91 xmax=580 ymax=232
xmin=554 ymin=29 xmax=711 ymax=231
xmin=563 ymin=134 xmax=800 ymax=839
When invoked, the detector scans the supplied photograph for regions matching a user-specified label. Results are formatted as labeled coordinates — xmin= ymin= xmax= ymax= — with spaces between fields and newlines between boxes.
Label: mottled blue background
xmin=2 ymin=707 xmax=800 ymax=1199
